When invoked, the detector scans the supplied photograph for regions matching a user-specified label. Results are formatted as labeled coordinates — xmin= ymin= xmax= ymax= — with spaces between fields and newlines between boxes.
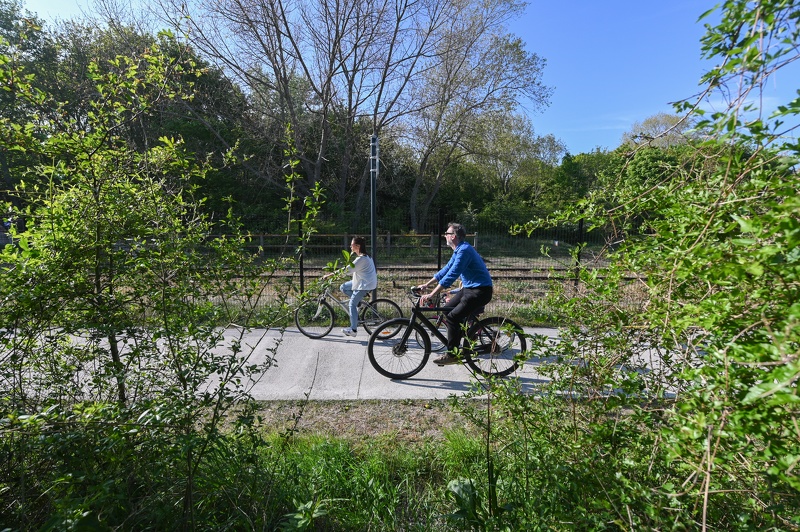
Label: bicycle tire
xmin=464 ymin=316 xmax=526 ymax=377
xmin=294 ymin=299 xmax=334 ymax=338
xmin=367 ymin=318 xmax=431 ymax=380
xmin=361 ymin=298 xmax=403 ymax=336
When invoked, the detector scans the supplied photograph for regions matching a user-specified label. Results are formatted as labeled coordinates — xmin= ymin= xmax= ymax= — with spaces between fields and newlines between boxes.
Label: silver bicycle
xmin=294 ymin=285 xmax=403 ymax=339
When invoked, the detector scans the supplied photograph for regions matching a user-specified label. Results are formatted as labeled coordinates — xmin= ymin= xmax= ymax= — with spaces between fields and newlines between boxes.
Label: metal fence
xmin=250 ymin=221 xmax=607 ymax=270
xmin=240 ymin=221 xmax=625 ymax=320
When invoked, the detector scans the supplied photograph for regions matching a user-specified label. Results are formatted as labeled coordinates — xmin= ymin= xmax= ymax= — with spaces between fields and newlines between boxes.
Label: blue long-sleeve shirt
xmin=434 ymin=242 xmax=492 ymax=289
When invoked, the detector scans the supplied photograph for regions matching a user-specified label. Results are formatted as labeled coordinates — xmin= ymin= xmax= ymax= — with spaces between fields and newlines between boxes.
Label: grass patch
xmin=6 ymin=398 xmax=790 ymax=530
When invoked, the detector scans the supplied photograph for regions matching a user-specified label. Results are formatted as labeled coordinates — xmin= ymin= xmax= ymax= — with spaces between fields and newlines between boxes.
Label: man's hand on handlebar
xmin=417 ymin=287 xmax=435 ymax=306
xmin=414 ymin=278 xmax=439 ymax=305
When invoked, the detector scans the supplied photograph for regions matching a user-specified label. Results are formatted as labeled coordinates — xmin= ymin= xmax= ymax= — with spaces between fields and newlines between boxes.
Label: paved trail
xmin=231 ymin=326 xmax=561 ymax=400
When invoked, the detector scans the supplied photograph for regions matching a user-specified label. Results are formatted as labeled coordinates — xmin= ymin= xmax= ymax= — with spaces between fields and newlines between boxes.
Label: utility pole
xmin=370 ymin=134 xmax=379 ymax=300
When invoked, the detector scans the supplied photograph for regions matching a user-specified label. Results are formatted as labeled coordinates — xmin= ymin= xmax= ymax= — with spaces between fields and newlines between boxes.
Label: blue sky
xmin=508 ymin=0 xmax=715 ymax=154
xmin=20 ymin=0 xmax=795 ymax=155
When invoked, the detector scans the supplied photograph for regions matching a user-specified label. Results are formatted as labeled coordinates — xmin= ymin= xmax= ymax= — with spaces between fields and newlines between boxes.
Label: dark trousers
xmin=443 ymin=286 xmax=493 ymax=353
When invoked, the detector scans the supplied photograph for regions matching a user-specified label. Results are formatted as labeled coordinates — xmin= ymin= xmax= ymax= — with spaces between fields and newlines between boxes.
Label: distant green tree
xmin=65 ymin=24 xmax=289 ymax=228
xmin=619 ymin=111 xmax=696 ymax=148
xmin=511 ymin=149 xmax=622 ymax=228
xmin=0 ymin=0 xmax=53 ymax=201
xmin=0 ymin=7 xmax=290 ymax=231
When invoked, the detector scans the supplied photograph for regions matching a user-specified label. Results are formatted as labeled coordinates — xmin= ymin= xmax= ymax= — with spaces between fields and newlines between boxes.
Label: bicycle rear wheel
xmin=367 ymin=319 xmax=431 ymax=379
xmin=465 ymin=316 xmax=526 ymax=377
xmin=294 ymin=299 xmax=334 ymax=338
xmin=361 ymin=298 xmax=403 ymax=336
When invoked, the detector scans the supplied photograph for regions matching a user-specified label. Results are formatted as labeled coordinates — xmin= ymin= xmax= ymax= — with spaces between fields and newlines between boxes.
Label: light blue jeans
xmin=340 ymin=281 xmax=370 ymax=331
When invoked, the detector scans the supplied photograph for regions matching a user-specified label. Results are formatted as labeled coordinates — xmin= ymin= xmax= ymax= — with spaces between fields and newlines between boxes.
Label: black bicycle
xmin=418 ymin=288 xmax=482 ymax=352
xmin=366 ymin=287 xmax=526 ymax=379
xmin=294 ymin=285 xmax=403 ymax=339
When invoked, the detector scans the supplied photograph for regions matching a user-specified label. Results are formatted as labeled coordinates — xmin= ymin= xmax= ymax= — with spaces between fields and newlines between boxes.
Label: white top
xmin=346 ymin=254 xmax=378 ymax=290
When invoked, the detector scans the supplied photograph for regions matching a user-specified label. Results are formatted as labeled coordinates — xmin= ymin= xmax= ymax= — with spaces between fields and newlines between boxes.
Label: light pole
xmin=370 ymin=134 xmax=379 ymax=300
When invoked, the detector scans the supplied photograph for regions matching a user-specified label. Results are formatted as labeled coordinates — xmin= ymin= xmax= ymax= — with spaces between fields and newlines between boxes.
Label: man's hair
xmin=352 ymin=236 xmax=369 ymax=256
xmin=448 ymin=223 xmax=466 ymax=241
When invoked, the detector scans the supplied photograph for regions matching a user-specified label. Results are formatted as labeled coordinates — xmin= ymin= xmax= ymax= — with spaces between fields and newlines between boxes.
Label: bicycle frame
xmin=406 ymin=304 xmax=449 ymax=345
xmin=318 ymin=286 xmax=370 ymax=320
xmin=296 ymin=282 xmax=403 ymax=340
xmin=403 ymin=297 xmax=482 ymax=349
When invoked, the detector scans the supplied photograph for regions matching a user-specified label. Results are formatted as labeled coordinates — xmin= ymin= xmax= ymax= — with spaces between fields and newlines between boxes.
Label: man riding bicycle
xmin=417 ymin=223 xmax=493 ymax=365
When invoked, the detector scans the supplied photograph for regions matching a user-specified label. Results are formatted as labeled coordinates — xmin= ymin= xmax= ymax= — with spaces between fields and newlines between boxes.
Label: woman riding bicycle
xmin=322 ymin=236 xmax=377 ymax=337
xmin=417 ymin=223 xmax=492 ymax=365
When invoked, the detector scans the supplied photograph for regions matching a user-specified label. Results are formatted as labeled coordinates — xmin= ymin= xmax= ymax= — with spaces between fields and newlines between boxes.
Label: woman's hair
xmin=448 ymin=223 xmax=466 ymax=241
xmin=352 ymin=236 xmax=369 ymax=256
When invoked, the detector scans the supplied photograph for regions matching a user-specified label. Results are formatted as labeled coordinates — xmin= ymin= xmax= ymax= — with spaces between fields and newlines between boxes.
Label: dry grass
xmin=254 ymin=399 xmax=477 ymax=443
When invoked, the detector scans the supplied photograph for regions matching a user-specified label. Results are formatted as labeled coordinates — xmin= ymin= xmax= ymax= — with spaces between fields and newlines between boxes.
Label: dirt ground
xmin=254 ymin=399 xmax=478 ymax=443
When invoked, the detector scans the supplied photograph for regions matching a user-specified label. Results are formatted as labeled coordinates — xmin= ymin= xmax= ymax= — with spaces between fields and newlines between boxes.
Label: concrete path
xmin=231 ymin=326 xmax=561 ymax=400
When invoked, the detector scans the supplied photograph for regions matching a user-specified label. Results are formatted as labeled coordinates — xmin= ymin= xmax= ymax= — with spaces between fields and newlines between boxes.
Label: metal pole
xmin=370 ymin=134 xmax=379 ymax=300
xmin=298 ymin=220 xmax=304 ymax=294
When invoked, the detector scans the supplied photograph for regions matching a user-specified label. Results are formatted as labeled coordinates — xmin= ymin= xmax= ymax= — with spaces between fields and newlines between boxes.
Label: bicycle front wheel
xmin=294 ymin=299 xmax=334 ymax=338
xmin=465 ymin=316 xmax=526 ymax=377
xmin=367 ymin=319 xmax=431 ymax=380
xmin=361 ymin=298 xmax=403 ymax=336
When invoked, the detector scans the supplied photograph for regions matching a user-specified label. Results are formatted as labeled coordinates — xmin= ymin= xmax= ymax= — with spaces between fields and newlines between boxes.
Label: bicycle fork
xmin=393 ymin=318 xmax=419 ymax=356
xmin=311 ymin=299 xmax=325 ymax=320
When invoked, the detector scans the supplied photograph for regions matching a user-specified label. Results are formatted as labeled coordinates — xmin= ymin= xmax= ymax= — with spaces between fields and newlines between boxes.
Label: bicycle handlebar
xmin=410 ymin=286 xmax=484 ymax=316
xmin=408 ymin=286 xmax=422 ymax=304
xmin=409 ymin=286 xmax=443 ymax=308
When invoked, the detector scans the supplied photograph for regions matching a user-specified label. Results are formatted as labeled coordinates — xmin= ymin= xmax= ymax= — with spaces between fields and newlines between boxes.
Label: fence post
xmin=474 ymin=231 xmax=478 ymax=250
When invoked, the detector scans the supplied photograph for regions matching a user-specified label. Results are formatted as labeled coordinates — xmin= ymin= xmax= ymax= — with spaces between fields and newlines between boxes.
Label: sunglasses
xmin=444 ymin=232 xmax=456 ymax=236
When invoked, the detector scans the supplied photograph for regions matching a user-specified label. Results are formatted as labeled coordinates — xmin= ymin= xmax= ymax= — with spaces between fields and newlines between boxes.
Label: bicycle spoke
xmin=466 ymin=317 xmax=526 ymax=377
xmin=295 ymin=298 xmax=334 ymax=338
xmin=368 ymin=320 xmax=430 ymax=379
xmin=361 ymin=298 xmax=403 ymax=335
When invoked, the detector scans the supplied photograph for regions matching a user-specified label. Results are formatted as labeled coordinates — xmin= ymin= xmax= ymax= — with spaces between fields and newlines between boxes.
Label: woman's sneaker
xmin=342 ymin=328 xmax=358 ymax=337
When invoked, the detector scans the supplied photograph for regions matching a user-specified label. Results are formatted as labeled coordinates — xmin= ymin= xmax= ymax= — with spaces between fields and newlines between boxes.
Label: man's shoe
xmin=342 ymin=328 xmax=358 ymax=337
xmin=434 ymin=354 xmax=460 ymax=366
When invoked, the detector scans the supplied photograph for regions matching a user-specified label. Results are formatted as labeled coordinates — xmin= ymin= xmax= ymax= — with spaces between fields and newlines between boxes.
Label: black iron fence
xmin=238 ymin=221 xmax=629 ymax=322
xmin=247 ymin=222 xmax=607 ymax=273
